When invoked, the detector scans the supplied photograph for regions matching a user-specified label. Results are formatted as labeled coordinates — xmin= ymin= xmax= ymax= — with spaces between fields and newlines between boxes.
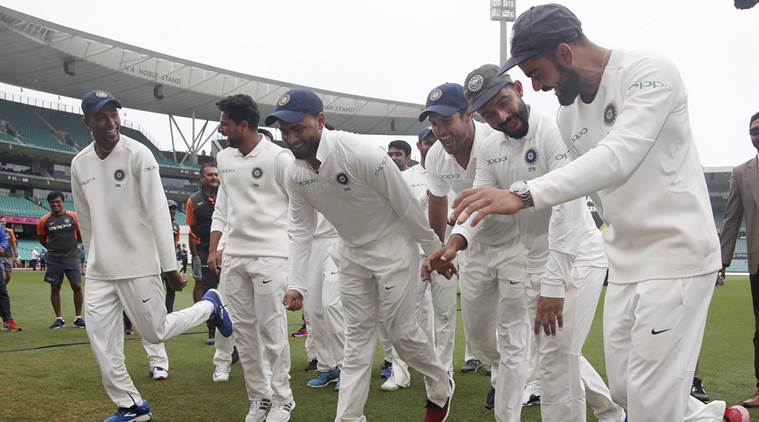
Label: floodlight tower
xmin=490 ymin=0 xmax=517 ymax=65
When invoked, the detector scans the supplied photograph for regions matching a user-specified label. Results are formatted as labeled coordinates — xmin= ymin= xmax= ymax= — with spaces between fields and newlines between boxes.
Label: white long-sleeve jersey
xmin=70 ymin=137 xmax=177 ymax=280
xmin=526 ymin=50 xmax=720 ymax=284
xmin=453 ymin=110 xmax=605 ymax=298
xmin=286 ymin=129 xmax=442 ymax=294
xmin=426 ymin=121 xmax=521 ymax=247
xmin=210 ymin=139 xmax=293 ymax=258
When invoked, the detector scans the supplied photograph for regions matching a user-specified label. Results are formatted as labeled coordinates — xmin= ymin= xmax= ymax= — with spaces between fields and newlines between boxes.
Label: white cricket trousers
xmin=604 ymin=274 xmax=726 ymax=422
xmin=85 ymin=275 xmax=213 ymax=408
xmin=526 ymin=267 xmax=624 ymax=422
xmin=459 ymin=241 xmax=530 ymax=422
xmin=305 ymin=236 xmax=345 ymax=372
xmin=334 ymin=234 xmax=451 ymax=422
xmin=220 ymin=255 xmax=293 ymax=404
xmin=384 ymin=258 xmax=459 ymax=387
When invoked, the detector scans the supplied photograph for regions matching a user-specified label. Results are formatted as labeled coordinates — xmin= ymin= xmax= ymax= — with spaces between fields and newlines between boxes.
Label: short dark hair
xmin=751 ymin=112 xmax=759 ymax=126
xmin=47 ymin=191 xmax=64 ymax=202
xmin=388 ymin=140 xmax=412 ymax=156
xmin=216 ymin=94 xmax=260 ymax=130
xmin=199 ymin=163 xmax=217 ymax=176
xmin=257 ymin=128 xmax=274 ymax=142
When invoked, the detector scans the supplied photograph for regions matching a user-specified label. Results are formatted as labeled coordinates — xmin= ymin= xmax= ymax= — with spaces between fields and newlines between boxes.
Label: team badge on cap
xmin=114 ymin=169 xmax=125 ymax=181
xmin=524 ymin=148 xmax=538 ymax=165
xmin=278 ymin=93 xmax=291 ymax=107
xmin=95 ymin=90 xmax=109 ymax=98
xmin=336 ymin=173 xmax=349 ymax=185
xmin=252 ymin=167 xmax=263 ymax=179
xmin=467 ymin=74 xmax=485 ymax=93
xmin=429 ymin=88 xmax=443 ymax=102
xmin=603 ymin=103 xmax=617 ymax=126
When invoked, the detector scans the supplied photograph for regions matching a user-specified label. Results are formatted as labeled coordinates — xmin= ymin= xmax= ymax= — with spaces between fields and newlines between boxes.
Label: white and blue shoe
xmin=103 ymin=399 xmax=152 ymax=422
xmin=307 ymin=368 xmax=340 ymax=388
xmin=202 ymin=289 xmax=233 ymax=337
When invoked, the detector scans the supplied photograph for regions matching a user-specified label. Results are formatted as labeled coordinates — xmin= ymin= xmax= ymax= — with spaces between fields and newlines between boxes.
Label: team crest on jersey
xmin=336 ymin=172 xmax=349 ymax=185
xmin=429 ymin=88 xmax=443 ymax=102
xmin=252 ymin=167 xmax=263 ymax=179
xmin=603 ymin=102 xmax=617 ymax=126
xmin=467 ymin=74 xmax=485 ymax=93
xmin=524 ymin=148 xmax=538 ymax=165
xmin=113 ymin=169 xmax=125 ymax=181
xmin=278 ymin=93 xmax=291 ymax=107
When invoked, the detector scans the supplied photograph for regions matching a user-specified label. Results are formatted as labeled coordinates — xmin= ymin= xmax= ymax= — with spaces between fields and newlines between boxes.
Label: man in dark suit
xmin=720 ymin=111 xmax=759 ymax=407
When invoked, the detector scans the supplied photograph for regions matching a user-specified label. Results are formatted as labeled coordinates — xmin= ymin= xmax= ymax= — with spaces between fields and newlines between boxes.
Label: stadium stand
xmin=15 ymin=239 xmax=41 ymax=261
xmin=0 ymin=194 xmax=48 ymax=218
xmin=0 ymin=98 xmax=78 ymax=153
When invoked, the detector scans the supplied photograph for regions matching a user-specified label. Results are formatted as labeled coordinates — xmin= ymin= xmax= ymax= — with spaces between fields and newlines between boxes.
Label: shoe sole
xmin=307 ymin=378 xmax=338 ymax=388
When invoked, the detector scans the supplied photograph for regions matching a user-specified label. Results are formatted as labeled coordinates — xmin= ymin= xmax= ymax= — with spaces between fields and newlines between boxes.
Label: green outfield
xmin=0 ymin=272 xmax=756 ymax=421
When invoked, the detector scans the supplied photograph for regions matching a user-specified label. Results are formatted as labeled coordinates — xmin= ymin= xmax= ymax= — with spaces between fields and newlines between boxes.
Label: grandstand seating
xmin=15 ymin=239 xmax=41 ymax=261
xmin=0 ymin=99 xmax=78 ymax=153
xmin=0 ymin=195 xmax=47 ymax=218
xmin=174 ymin=211 xmax=186 ymax=225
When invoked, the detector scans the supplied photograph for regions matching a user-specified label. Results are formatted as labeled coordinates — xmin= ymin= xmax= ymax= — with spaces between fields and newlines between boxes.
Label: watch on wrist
xmin=509 ymin=180 xmax=534 ymax=209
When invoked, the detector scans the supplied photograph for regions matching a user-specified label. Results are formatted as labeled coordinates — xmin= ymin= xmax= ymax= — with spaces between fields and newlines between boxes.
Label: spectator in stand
xmin=0 ymin=214 xmax=21 ymax=331
xmin=40 ymin=248 xmax=47 ymax=271
xmin=37 ymin=191 xmax=85 ymax=329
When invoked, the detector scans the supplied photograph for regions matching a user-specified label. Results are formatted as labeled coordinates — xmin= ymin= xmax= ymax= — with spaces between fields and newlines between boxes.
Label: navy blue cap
xmin=499 ymin=3 xmax=583 ymax=74
xmin=81 ymin=90 xmax=121 ymax=115
xmin=418 ymin=83 xmax=469 ymax=122
xmin=417 ymin=127 xmax=434 ymax=142
xmin=264 ymin=88 xmax=324 ymax=126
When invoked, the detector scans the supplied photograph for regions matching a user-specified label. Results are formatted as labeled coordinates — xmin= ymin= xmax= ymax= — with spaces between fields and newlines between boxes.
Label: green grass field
xmin=0 ymin=272 xmax=756 ymax=421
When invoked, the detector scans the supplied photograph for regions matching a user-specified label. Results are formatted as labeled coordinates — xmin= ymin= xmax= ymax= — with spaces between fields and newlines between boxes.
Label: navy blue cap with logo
xmin=418 ymin=127 xmax=434 ymax=142
xmin=498 ymin=3 xmax=583 ymax=75
xmin=264 ymin=88 xmax=324 ymax=126
xmin=81 ymin=90 xmax=122 ymax=115
xmin=417 ymin=83 xmax=469 ymax=122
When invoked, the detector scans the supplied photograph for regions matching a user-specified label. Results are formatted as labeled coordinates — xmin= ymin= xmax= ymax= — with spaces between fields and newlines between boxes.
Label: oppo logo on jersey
xmin=220 ymin=169 xmax=235 ymax=174
xmin=48 ymin=222 xmax=74 ymax=232
xmin=628 ymin=80 xmax=672 ymax=92
xmin=440 ymin=174 xmax=461 ymax=180
xmin=486 ymin=156 xmax=509 ymax=165
xmin=571 ymin=128 xmax=588 ymax=144
xmin=298 ymin=178 xmax=319 ymax=186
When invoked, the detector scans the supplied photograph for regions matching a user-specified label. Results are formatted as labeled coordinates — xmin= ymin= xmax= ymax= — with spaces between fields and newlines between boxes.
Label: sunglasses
xmin=751 ymin=127 xmax=759 ymax=136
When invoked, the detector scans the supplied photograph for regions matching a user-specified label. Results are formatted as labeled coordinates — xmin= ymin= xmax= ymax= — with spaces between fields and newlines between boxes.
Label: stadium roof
xmin=0 ymin=6 xmax=427 ymax=135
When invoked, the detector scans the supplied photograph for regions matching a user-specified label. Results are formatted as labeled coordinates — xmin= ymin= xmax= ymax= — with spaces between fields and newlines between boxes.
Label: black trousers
xmin=0 ymin=277 xmax=11 ymax=321
xmin=751 ymin=272 xmax=759 ymax=388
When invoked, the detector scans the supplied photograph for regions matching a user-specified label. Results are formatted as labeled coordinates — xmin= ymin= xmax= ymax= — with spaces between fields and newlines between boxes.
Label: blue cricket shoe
xmin=307 ymin=367 xmax=340 ymax=388
xmin=103 ymin=399 xmax=152 ymax=422
xmin=202 ymin=288 xmax=233 ymax=337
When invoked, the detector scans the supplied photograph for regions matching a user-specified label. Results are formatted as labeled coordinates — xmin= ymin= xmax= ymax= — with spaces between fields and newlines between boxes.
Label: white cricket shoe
xmin=212 ymin=365 xmax=230 ymax=383
xmin=245 ymin=399 xmax=271 ymax=422
xmin=149 ymin=366 xmax=169 ymax=381
xmin=266 ymin=401 xmax=294 ymax=422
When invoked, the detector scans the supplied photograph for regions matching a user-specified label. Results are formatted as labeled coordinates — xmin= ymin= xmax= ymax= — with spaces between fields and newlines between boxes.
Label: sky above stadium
xmin=1 ymin=0 xmax=758 ymax=166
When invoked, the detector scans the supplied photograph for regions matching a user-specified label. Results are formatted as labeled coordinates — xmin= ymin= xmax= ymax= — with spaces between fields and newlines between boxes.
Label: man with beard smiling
xmin=453 ymin=4 xmax=742 ymax=421
xmin=420 ymin=82 xmax=528 ymax=419
xmin=271 ymin=88 xmax=455 ymax=422
xmin=72 ymin=89 xmax=232 ymax=422
xmin=426 ymin=64 xmax=624 ymax=422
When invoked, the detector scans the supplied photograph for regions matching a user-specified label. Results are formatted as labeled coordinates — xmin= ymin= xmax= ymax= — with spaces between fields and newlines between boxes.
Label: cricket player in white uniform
xmin=304 ymin=214 xmax=345 ymax=388
xmin=72 ymin=90 xmax=232 ymax=422
xmin=456 ymin=4 xmax=746 ymax=422
xmin=420 ymin=82 xmax=529 ymax=420
xmin=431 ymin=64 xmax=624 ymax=422
xmin=270 ymin=88 xmax=455 ymax=422
xmin=206 ymin=94 xmax=295 ymax=422
xmin=380 ymin=137 xmax=457 ymax=392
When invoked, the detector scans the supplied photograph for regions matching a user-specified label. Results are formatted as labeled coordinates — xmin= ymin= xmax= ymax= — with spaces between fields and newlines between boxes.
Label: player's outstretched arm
xmin=421 ymin=234 xmax=466 ymax=282
xmin=451 ymin=187 xmax=522 ymax=226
